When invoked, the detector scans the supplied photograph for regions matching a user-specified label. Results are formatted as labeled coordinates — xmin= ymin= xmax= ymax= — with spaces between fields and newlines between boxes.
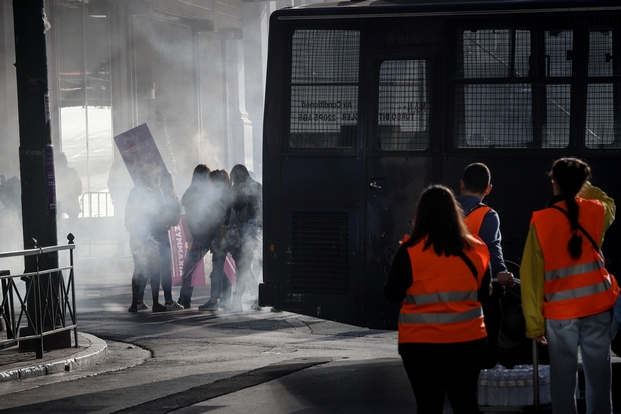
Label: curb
xmin=0 ymin=332 xmax=107 ymax=383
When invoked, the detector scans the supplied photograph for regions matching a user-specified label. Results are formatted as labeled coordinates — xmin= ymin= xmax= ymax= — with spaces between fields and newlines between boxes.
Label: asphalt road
xmin=0 ymin=241 xmax=424 ymax=414
xmin=1 ymin=240 xmax=614 ymax=413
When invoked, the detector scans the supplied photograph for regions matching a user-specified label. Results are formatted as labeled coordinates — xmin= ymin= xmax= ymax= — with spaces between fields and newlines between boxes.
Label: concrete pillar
xmin=222 ymin=28 xmax=253 ymax=170
xmin=242 ymin=2 xmax=272 ymax=181
xmin=197 ymin=31 xmax=227 ymax=172
xmin=13 ymin=0 xmax=64 ymax=354
xmin=0 ymin=2 xmax=19 ymax=176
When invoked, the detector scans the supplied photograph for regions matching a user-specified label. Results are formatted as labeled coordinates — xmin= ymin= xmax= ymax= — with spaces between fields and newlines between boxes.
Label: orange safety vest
xmin=531 ymin=199 xmax=619 ymax=320
xmin=398 ymin=235 xmax=489 ymax=344
xmin=464 ymin=204 xmax=492 ymax=235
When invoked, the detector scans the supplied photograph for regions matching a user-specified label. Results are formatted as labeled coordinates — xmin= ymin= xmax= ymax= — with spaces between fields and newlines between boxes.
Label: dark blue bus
xmin=259 ymin=0 xmax=621 ymax=331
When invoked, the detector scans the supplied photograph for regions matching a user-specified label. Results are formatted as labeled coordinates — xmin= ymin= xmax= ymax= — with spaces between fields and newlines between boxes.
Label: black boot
xmin=128 ymin=279 xmax=141 ymax=312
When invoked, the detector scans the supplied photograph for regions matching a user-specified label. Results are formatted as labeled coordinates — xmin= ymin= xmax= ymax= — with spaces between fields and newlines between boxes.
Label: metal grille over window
xmin=462 ymin=30 xmax=530 ymax=78
xmin=377 ymin=60 xmax=429 ymax=151
xmin=589 ymin=30 xmax=613 ymax=77
xmin=456 ymin=29 xmax=534 ymax=148
xmin=455 ymin=84 xmax=533 ymax=147
xmin=291 ymin=211 xmax=349 ymax=294
xmin=289 ymin=30 xmax=359 ymax=151
xmin=546 ymin=30 xmax=573 ymax=77
xmin=586 ymin=30 xmax=620 ymax=148
xmin=545 ymin=85 xmax=571 ymax=147
xmin=586 ymin=84 xmax=616 ymax=147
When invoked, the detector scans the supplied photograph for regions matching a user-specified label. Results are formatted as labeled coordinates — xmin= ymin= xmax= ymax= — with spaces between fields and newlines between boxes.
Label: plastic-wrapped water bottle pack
xmin=478 ymin=364 xmax=551 ymax=407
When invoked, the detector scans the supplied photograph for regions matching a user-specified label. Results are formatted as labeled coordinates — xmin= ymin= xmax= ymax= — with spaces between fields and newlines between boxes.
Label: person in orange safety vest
xmin=385 ymin=184 xmax=492 ymax=414
xmin=456 ymin=162 xmax=514 ymax=368
xmin=521 ymin=157 xmax=618 ymax=414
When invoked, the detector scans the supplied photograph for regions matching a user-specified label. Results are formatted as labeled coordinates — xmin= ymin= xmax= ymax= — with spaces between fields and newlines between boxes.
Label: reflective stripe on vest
xmin=398 ymin=234 xmax=489 ymax=343
xmin=399 ymin=306 xmax=483 ymax=324
xmin=404 ymin=290 xmax=478 ymax=305
xmin=531 ymin=199 xmax=618 ymax=319
xmin=545 ymin=258 xmax=604 ymax=280
xmin=545 ymin=273 xmax=612 ymax=302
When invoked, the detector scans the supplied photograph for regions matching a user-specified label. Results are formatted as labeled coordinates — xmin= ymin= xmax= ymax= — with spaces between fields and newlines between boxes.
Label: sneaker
xmin=128 ymin=305 xmax=137 ymax=313
xmin=198 ymin=300 xmax=218 ymax=311
xmin=152 ymin=303 xmax=167 ymax=313
xmin=165 ymin=301 xmax=184 ymax=311
xmin=177 ymin=298 xmax=191 ymax=309
xmin=250 ymin=300 xmax=262 ymax=311
xmin=136 ymin=301 xmax=149 ymax=311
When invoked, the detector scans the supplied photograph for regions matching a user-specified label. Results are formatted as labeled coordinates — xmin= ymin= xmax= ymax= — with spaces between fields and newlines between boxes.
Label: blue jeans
xmin=546 ymin=310 xmax=613 ymax=414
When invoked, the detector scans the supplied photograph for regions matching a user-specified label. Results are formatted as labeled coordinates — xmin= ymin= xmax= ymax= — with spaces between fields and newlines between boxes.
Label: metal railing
xmin=80 ymin=191 xmax=114 ymax=218
xmin=0 ymin=237 xmax=77 ymax=358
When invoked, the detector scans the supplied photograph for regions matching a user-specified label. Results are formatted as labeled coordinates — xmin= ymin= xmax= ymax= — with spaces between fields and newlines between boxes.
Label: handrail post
xmin=68 ymin=233 xmax=78 ymax=348
xmin=0 ymin=271 xmax=13 ymax=340
xmin=34 ymin=246 xmax=44 ymax=359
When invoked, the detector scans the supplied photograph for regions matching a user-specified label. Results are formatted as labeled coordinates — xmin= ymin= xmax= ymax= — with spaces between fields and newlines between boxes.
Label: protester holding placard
xmin=126 ymin=170 xmax=162 ymax=313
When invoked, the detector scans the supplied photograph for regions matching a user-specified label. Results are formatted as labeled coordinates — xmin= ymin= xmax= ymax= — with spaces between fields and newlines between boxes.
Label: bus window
xmin=377 ymin=60 xmax=429 ymax=151
xmin=455 ymin=28 xmax=573 ymax=148
xmin=546 ymin=30 xmax=573 ymax=77
xmin=289 ymin=29 xmax=359 ymax=151
xmin=455 ymin=29 xmax=534 ymax=148
xmin=586 ymin=30 xmax=620 ymax=148
xmin=461 ymin=30 xmax=530 ymax=79
xmin=456 ymin=83 xmax=534 ymax=147
xmin=545 ymin=84 xmax=571 ymax=148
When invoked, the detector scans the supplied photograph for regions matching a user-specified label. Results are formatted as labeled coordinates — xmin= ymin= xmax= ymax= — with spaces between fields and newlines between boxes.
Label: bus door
xmin=364 ymin=55 xmax=437 ymax=329
xmin=267 ymin=27 xmax=365 ymax=326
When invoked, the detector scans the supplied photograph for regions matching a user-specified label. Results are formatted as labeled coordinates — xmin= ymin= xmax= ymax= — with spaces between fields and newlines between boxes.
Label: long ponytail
xmin=550 ymin=158 xmax=591 ymax=259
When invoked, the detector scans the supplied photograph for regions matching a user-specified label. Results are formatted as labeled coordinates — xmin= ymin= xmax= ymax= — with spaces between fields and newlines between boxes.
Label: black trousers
xmin=399 ymin=337 xmax=486 ymax=414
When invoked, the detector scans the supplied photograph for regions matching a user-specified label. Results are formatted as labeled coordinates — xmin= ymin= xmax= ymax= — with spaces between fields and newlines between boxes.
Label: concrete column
xmin=197 ymin=31 xmax=227 ymax=172
xmin=13 ymin=0 xmax=63 ymax=353
xmin=242 ymin=2 xmax=272 ymax=181
xmin=0 ymin=2 xmax=19 ymax=176
xmin=222 ymin=28 xmax=253 ymax=170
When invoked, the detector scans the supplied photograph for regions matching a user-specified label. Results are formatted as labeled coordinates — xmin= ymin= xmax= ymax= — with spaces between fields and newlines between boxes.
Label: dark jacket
xmin=125 ymin=183 xmax=162 ymax=250
xmin=153 ymin=191 xmax=181 ymax=242
xmin=182 ymin=180 xmax=231 ymax=247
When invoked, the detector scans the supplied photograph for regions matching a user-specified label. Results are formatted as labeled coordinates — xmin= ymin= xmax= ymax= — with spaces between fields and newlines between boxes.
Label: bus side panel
xmin=365 ymin=155 xmax=433 ymax=329
xmin=261 ymin=14 xmax=288 ymax=312
xmin=278 ymin=156 xmax=363 ymax=325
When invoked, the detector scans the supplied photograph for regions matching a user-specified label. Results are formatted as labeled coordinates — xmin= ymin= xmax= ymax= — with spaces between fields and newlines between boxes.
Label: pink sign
xmin=114 ymin=123 xmax=167 ymax=185
xmin=169 ymin=216 xmax=205 ymax=287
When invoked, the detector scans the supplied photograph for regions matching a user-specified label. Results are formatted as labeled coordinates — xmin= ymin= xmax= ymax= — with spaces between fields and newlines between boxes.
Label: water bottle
xmin=506 ymin=369 xmax=517 ymax=406
xmin=478 ymin=369 xmax=488 ymax=406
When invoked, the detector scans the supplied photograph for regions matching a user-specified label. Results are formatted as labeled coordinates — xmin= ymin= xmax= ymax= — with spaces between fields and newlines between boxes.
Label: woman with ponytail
xmin=521 ymin=157 xmax=618 ymax=414
xmin=384 ymin=184 xmax=491 ymax=413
